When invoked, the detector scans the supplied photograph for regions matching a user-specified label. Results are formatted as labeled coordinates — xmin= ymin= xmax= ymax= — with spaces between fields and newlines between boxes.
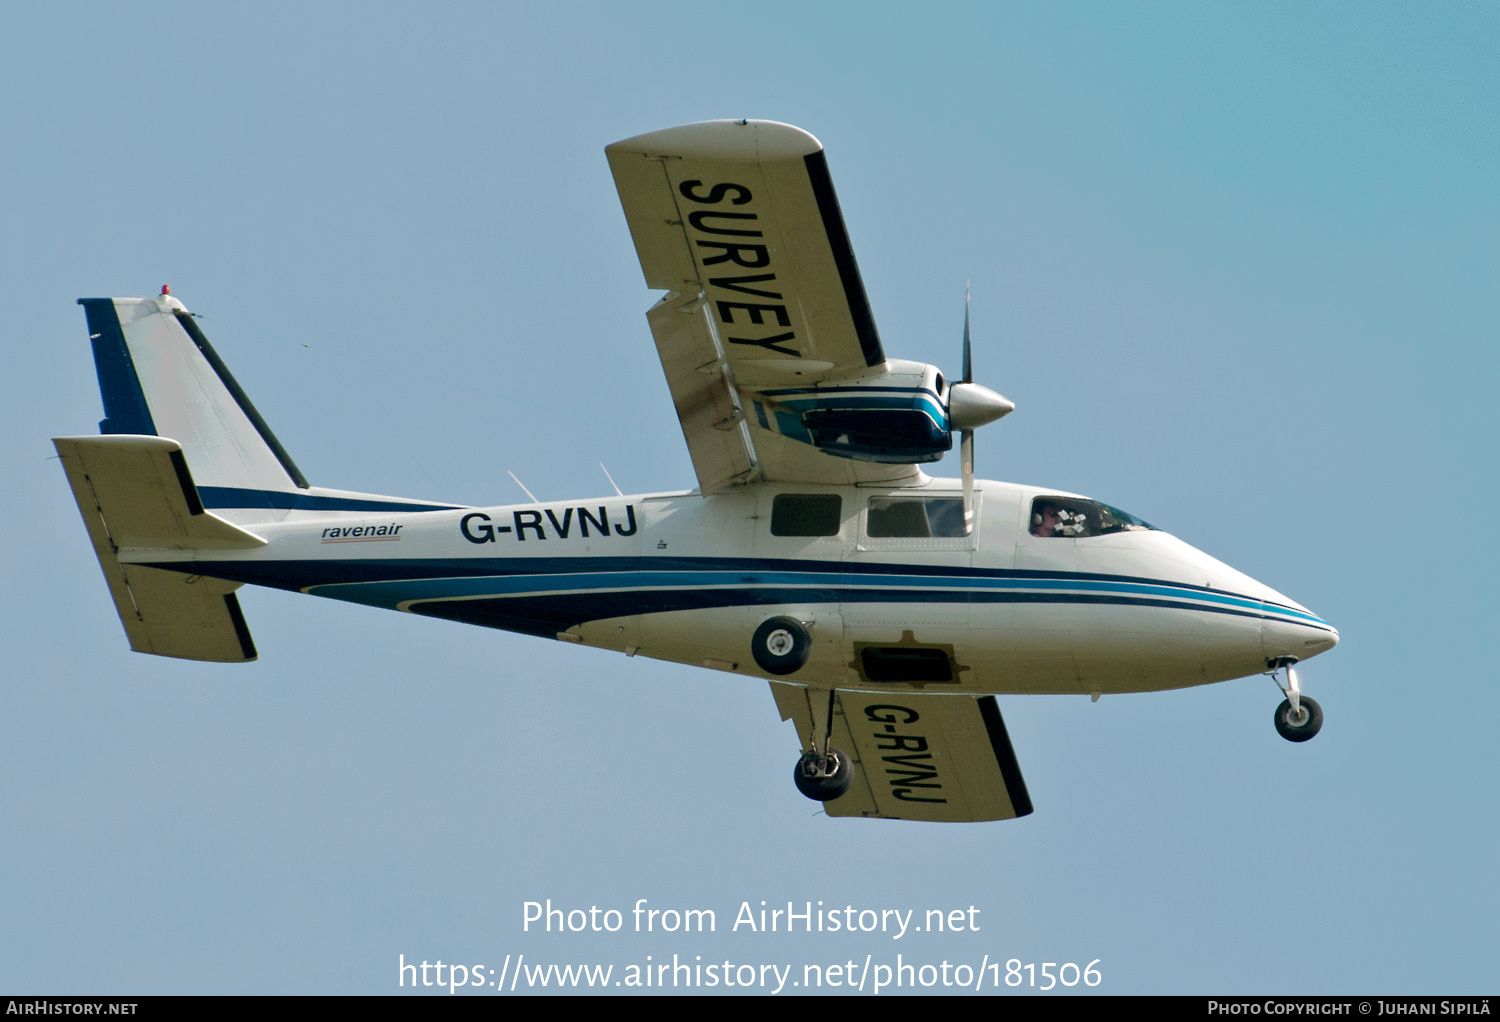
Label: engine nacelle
xmin=746 ymin=359 xmax=1011 ymax=464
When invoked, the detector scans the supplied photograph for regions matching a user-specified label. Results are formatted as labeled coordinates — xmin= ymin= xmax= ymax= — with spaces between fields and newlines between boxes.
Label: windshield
xmin=1029 ymin=496 xmax=1156 ymax=538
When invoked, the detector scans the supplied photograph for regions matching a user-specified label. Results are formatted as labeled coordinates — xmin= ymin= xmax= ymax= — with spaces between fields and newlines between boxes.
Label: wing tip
xmin=607 ymin=119 xmax=823 ymax=161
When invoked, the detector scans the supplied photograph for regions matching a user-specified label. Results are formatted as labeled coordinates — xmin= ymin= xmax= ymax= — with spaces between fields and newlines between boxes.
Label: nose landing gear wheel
xmin=1274 ymin=695 xmax=1323 ymax=742
xmin=793 ymin=748 xmax=854 ymax=801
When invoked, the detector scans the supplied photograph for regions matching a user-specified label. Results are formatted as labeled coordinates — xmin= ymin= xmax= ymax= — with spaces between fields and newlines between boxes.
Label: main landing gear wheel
xmin=1274 ymin=696 xmax=1323 ymax=742
xmin=794 ymin=748 xmax=853 ymax=801
xmin=791 ymin=687 xmax=854 ymax=803
xmin=752 ymin=616 xmax=811 ymax=676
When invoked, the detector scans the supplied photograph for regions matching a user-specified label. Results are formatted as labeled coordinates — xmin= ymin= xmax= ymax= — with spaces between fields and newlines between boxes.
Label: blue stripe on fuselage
xmin=154 ymin=554 xmax=1332 ymax=632
xmin=406 ymin=587 xmax=1274 ymax=640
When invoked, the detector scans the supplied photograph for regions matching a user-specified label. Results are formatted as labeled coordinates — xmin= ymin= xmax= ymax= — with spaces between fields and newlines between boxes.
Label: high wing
xmin=608 ymin=120 xmax=925 ymax=493
xmin=770 ymin=684 xmax=1034 ymax=822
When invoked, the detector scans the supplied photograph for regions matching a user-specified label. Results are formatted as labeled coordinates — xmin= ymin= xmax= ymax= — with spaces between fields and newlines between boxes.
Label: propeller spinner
xmin=947 ymin=286 xmax=1014 ymax=532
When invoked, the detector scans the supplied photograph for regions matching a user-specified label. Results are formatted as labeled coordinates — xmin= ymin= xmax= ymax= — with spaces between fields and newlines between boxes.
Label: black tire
xmin=751 ymin=616 xmax=811 ymax=676
xmin=793 ymin=747 xmax=854 ymax=802
xmin=1274 ymin=695 xmax=1323 ymax=742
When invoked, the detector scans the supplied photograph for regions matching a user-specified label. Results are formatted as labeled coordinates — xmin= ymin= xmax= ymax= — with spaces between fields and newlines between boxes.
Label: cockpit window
xmin=1028 ymin=496 xmax=1155 ymax=538
xmin=867 ymin=497 xmax=967 ymax=538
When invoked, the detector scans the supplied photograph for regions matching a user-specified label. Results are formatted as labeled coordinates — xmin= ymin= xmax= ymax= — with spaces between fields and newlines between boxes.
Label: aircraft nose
xmin=1301 ymin=623 xmax=1339 ymax=655
xmin=1264 ymin=612 xmax=1338 ymax=664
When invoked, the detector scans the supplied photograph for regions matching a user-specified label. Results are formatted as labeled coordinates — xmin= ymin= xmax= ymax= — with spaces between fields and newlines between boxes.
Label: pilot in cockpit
xmin=1031 ymin=502 xmax=1064 ymax=537
xmin=1030 ymin=497 xmax=1156 ymax=538
xmin=1032 ymin=503 xmax=1090 ymax=537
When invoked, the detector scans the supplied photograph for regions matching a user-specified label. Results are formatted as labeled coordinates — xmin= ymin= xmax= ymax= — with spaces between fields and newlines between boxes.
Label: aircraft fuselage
xmin=132 ymin=476 xmax=1338 ymax=696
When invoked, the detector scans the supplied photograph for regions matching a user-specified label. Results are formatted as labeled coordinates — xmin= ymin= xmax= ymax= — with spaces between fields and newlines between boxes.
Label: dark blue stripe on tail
xmin=79 ymin=299 xmax=156 ymax=436
xmin=197 ymin=486 xmax=461 ymax=513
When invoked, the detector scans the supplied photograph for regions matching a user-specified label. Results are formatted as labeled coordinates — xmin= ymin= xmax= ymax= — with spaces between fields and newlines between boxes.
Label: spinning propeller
xmin=946 ymin=285 xmax=1015 ymax=532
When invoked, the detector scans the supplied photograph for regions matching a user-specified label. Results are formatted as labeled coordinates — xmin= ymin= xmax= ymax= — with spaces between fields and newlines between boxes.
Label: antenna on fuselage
xmin=600 ymin=463 xmax=623 ymax=497
xmin=507 ymin=470 xmax=540 ymax=504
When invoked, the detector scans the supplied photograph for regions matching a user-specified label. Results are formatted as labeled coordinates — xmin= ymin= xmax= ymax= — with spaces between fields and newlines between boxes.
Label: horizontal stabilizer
xmin=54 ymin=436 xmax=268 ymax=550
xmin=771 ymin=684 xmax=1033 ymax=822
xmin=53 ymin=434 xmax=263 ymax=662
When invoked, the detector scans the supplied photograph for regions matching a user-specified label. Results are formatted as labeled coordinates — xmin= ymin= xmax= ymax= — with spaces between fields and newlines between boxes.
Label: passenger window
xmin=867 ymin=497 xmax=966 ymax=538
xmin=771 ymin=494 xmax=842 ymax=537
xmin=1028 ymin=496 xmax=1156 ymax=538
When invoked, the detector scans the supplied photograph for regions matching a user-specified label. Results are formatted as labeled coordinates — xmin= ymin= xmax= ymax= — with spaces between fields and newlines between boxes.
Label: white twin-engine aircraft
xmin=55 ymin=120 xmax=1337 ymax=823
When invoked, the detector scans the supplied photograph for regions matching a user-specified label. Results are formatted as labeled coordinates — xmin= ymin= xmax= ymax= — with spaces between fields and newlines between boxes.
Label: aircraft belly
xmin=1068 ymin=604 xmax=1266 ymax=693
xmin=633 ymin=605 xmax=855 ymax=684
xmin=574 ymin=612 xmax=641 ymax=653
xmin=969 ymin=612 xmax=1080 ymax=695
xmin=965 ymin=601 xmax=1269 ymax=696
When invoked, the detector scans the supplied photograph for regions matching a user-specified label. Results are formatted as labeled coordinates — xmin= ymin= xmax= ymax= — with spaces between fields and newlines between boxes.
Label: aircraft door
xmin=749 ymin=488 xmax=851 ymax=679
xmin=841 ymin=489 xmax=979 ymax=690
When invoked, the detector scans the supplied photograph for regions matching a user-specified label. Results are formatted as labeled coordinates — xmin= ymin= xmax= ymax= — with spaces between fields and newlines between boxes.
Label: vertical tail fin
xmin=79 ymin=295 xmax=308 ymax=494
xmin=75 ymin=294 xmax=463 ymax=524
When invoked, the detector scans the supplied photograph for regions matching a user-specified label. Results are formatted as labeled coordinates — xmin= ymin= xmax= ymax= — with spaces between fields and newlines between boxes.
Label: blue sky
xmin=3 ymin=1 xmax=1496 ymax=994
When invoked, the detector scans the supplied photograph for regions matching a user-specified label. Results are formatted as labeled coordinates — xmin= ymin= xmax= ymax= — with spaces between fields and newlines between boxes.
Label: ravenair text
xmin=522 ymin=899 xmax=978 ymax=939
xmin=321 ymin=523 xmax=402 ymax=543
xmin=461 ymin=505 xmax=638 ymax=544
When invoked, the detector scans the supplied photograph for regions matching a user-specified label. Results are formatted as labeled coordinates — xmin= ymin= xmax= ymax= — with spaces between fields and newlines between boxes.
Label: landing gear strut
xmin=793 ymin=688 xmax=854 ymax=802
xmin=1269 ymin=657 xmax=1323 ymax=742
